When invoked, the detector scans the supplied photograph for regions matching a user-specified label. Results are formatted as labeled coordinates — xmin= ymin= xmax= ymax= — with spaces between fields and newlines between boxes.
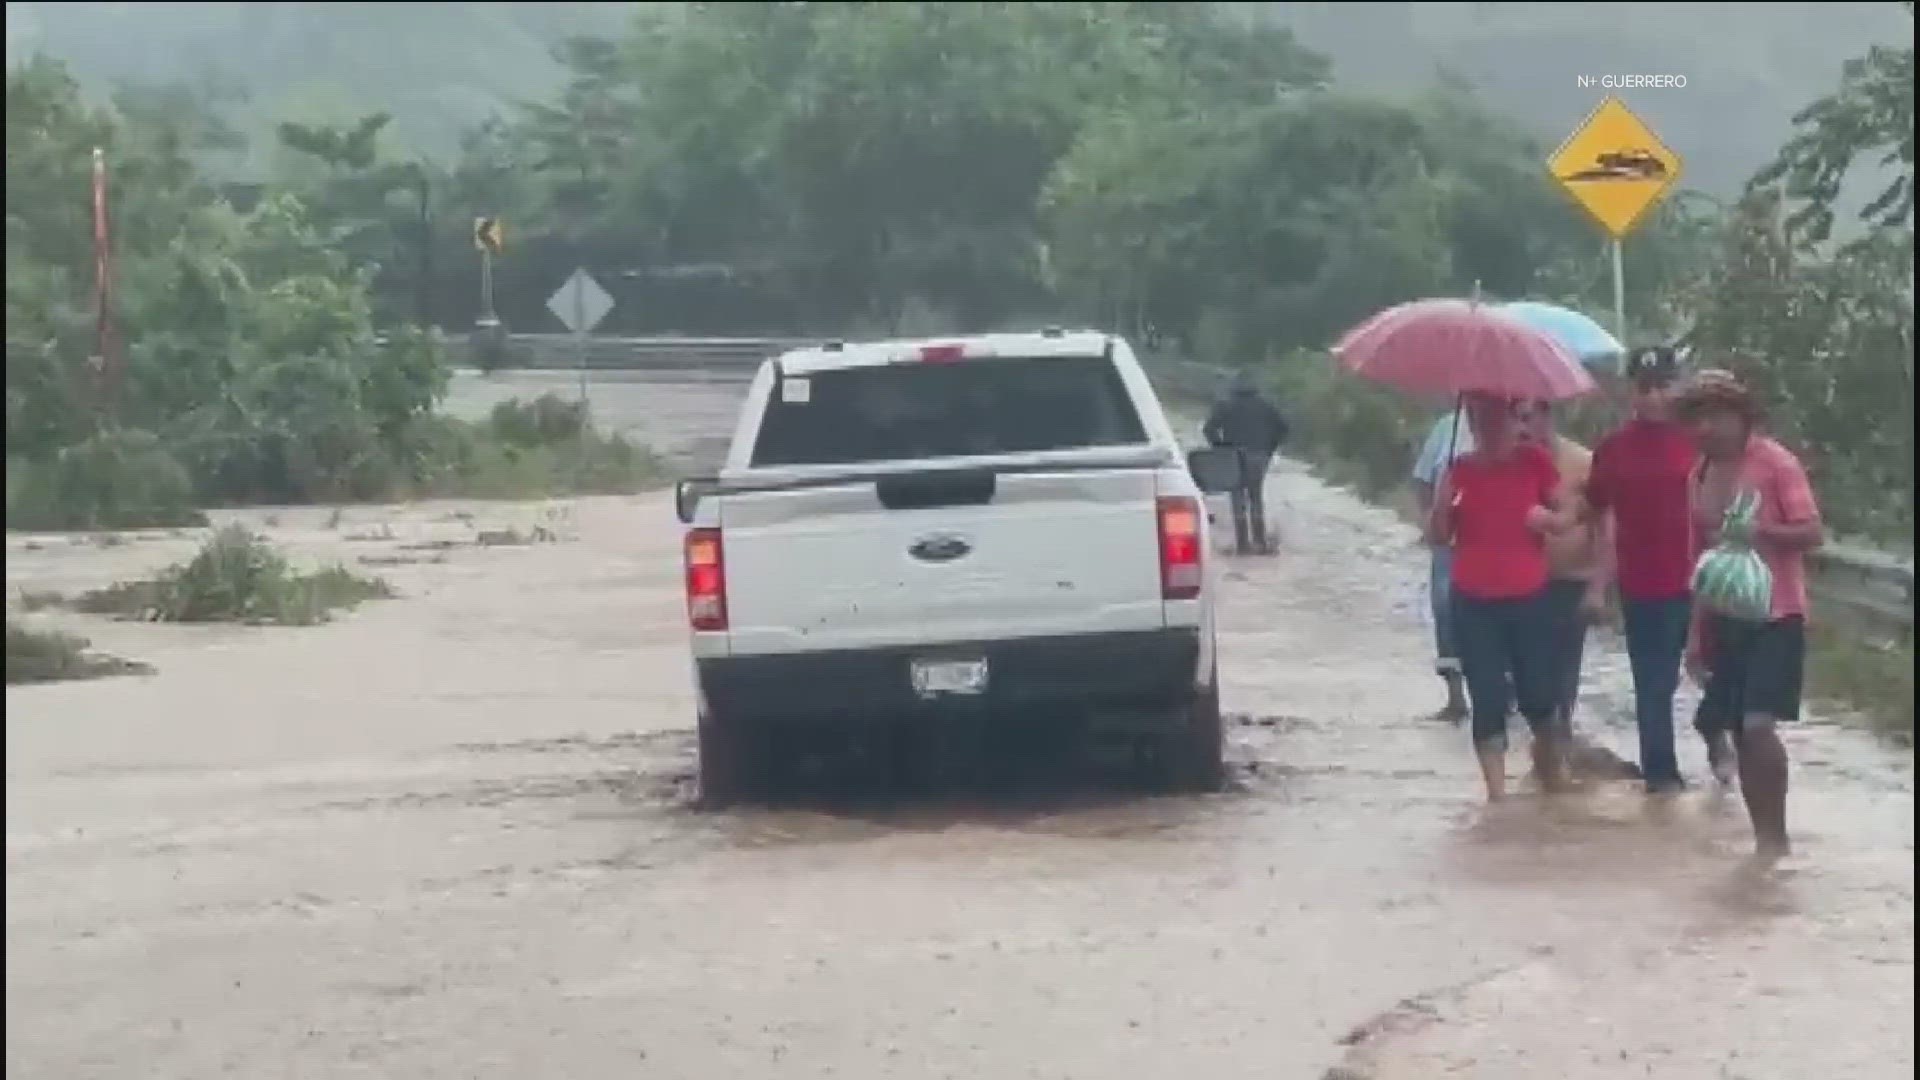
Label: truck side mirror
xmin=675 ymin=478 xmax=717 ymax=524
xmin=1186 ymin=447 xmax=1243 ymax=494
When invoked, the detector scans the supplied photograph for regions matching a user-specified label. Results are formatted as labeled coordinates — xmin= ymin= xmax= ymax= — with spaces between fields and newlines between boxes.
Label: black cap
xmin=1624 ymin=344 xmax=1681 ymax=385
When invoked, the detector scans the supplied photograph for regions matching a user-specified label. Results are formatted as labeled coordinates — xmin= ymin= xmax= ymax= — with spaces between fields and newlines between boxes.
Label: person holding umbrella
xmin=1335 ymin=297 xmax=1597 ymax=800
xmin=1427 ymin=393 xmax=1582 ymax=799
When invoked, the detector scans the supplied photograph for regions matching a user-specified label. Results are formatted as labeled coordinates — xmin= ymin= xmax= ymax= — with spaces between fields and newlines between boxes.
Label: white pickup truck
xmin=673 ymin=330 xmax=1243 ymax=804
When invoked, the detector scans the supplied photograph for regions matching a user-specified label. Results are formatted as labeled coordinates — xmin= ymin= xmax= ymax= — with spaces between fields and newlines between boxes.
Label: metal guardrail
xmin=1810 ymin=545 xmax=1915 ymax=632
xmin=463 ymin=332 xmax=812 ymax=372
xmin=475 ymin=335 xmax=1913 ymax=629
xmin=1149 ymin=357 xmax=1239 ymax=405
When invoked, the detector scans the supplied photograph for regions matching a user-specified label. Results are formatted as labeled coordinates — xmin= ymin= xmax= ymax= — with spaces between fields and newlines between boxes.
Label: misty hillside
xmin=6 ymin=1 xmax=1911 ymax=194
xmin=2 ymin=1 xmax=635 ymax=168
xmin=1254 ymin=1 xmax=1912 ymax=195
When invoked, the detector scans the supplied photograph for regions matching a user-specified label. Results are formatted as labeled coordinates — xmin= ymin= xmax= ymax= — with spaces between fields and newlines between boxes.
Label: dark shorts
xmin=1699 ymin=614 xmax=1806 ymax=733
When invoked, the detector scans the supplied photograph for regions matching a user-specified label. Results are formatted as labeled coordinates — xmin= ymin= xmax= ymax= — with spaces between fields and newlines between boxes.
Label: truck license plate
xmin=910 ymin=658 xmax=989 ymax=698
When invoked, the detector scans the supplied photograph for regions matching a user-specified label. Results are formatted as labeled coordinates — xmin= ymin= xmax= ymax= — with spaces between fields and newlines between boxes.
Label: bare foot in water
xmin=1529 ymin=735 xmax=1570 ymax=794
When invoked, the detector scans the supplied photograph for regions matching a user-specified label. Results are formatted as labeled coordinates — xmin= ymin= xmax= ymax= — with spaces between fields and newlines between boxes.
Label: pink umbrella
xmin=1335 ymin=298 xmax=1596 ymax=402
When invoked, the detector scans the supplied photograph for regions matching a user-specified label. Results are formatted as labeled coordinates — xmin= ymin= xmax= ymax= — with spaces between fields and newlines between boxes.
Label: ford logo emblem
xmin=909 ymin=533 xmax=972 ymax=563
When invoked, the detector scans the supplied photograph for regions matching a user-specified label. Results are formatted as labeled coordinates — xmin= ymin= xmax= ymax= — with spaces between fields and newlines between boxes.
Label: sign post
xmin=1548 ymin=96 xmax=1683 ymax=353
xmin=473 ymin=217 xmax=505 ymax=324
xmin=91 ymin=146 xmax=119 ymax=415
xmin=546 ymin=268 xmax=615 ymax=407
xmin=1611 ymin=240 xmax=1627 ymax=347
xmin=471 ymin=217 xmax=507 ymax=371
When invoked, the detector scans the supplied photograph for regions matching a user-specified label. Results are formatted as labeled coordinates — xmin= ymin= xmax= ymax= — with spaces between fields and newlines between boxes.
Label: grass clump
xmin=12 ymin=589 xmax=68 ymax=613
xmin=76 ymin=525 xmax=394 ymax=626
xmin=6 ymin=621 xmax=152 ymax=685
xmin=6 ymin=429 xmax=208 ymax=532
xmin=7 ymin=396 xmax=661 ymax=534
xmin=403 ymin=395 xmax=663 ymax=501
xmin=1806 ymin=623 xmax=1914 ymax=744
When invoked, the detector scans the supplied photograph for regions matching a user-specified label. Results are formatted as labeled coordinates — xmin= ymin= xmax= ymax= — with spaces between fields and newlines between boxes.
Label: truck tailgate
xmin=719 ymin=469 xmax=1166 ymax=655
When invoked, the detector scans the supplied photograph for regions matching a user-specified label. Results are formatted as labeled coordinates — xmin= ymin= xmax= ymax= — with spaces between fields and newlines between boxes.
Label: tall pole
xmin=1610 ymin=238 xmax=1627 ymax=343
xmin=574 ymin=278 xmax=589 ymax=408
xmin=413 ymin=165 xmax=433 ymax=328
xmin=91 ymin=146 xmax=120 ymax=417
xmin=479 ymin=249 xmax=496 ymax=325
xmin=470 ymin=218 xmax=506 ymax=374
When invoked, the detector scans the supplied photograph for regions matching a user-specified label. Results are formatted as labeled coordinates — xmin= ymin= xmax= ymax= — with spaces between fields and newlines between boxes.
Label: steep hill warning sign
xmin=1548 ymin=97 xmax=1683 ymax=239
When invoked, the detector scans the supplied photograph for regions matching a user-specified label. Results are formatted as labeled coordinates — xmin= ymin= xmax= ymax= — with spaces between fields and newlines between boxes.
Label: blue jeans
xmin=1621 ymin=596 xmax=1691 ymax=785
xmin=1451 ymin=589 xmax=1557 ymax=751
xmin=1429 ymin=546 xmax=1459 ymax=675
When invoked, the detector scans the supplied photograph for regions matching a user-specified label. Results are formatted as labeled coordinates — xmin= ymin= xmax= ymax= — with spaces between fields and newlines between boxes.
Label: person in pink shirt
xmin=1677 ymin=371 xmax=1823 ymax=858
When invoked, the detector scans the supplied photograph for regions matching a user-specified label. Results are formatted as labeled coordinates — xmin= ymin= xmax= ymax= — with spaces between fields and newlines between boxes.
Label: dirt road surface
xmin=7 ymin=374 xmax=1913 ymax=1078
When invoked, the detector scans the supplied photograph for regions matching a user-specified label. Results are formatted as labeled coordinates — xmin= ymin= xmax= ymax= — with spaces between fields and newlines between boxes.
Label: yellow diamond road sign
xmin=1548 ymin=96 xmax=1682 ymax=239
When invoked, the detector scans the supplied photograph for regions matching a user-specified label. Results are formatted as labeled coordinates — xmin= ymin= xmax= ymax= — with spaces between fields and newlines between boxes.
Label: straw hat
xmin=1674 ymin=368 xmax=1762 ymax=422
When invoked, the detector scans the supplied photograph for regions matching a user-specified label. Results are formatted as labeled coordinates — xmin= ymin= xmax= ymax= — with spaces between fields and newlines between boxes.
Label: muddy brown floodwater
xmin=6 ymin=373 xmax=1914 ymax=1079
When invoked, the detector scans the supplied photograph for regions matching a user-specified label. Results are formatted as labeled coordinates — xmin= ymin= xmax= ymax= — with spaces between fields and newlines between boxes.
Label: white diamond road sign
xmin=546 ymin=268 xmax=614 ymax=335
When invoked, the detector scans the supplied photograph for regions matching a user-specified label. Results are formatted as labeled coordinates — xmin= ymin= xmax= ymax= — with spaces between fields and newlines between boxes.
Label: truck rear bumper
xmin=698 ymin=628 xmax=1203 ymax=727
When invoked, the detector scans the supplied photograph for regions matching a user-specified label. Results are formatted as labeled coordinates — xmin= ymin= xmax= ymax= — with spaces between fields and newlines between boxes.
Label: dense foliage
xmin=6 ymin=2 xmax=1911 ymax=545
xmin=439 ymin=5 xmax=1714 ymax=341
xmin=5 ymin=57 xmax=654 ymax=531
xmin=1690 ymin=9 xmax=1915 ymax=544
xmin=445 ymin=2 xmax=1907 ymax=544
xmin=14 ymin=1 xmax=1907 ymax=197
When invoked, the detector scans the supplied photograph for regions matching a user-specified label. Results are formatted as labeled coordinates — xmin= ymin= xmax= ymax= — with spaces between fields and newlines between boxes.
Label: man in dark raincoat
xmin=1203 ymin=372 xmax=1289 ymax=555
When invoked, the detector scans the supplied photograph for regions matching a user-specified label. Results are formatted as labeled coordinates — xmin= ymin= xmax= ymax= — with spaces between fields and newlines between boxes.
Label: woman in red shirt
xmin=1428 ymin=393 xmax=1582 ymax=801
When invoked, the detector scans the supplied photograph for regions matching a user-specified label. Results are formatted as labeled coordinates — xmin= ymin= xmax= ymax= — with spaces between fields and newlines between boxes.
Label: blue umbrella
xmin=1497 ymin=301 xmax=1623 ymax=370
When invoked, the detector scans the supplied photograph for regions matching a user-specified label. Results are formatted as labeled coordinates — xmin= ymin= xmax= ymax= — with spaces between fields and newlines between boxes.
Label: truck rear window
xmin=749 ymin=355 xmax=1149 ymax=467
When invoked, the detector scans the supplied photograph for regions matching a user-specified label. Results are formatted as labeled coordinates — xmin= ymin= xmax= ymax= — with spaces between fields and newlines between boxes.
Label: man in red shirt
xmin=1583 ymin=346 xmax=1697 ymax=792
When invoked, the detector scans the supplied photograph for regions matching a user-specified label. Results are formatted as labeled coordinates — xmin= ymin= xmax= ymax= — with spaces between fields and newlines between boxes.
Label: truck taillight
xmin=685 ymin=528 xmax=728 ymax=631
xmin=1157 ymin=496 xmax=1203 ymax=600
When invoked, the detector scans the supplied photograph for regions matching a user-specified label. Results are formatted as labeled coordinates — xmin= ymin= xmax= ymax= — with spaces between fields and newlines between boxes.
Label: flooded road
xmin=6 ymin=373 xmax=1913 ymax=1078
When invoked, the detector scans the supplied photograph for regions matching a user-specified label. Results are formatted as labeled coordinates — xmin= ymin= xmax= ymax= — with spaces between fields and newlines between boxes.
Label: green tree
xmin=1692 ymin=7 xmax=1916 ymax=543
xmin=479 ymin=2 xmax=1331 ymax=332
xmin=1749 ymin=3 xmax=1914 ymax=245
xmin=1041 ymin=81 xmax=1611 ymax=361
xmin=272 ymin=112 xmax=438 ymax=327
xmin=6 ymin=57 xmax=454 ymax=518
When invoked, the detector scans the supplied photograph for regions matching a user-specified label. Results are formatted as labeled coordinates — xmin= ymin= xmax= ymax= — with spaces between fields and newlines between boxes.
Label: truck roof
xmin=774 ymin=330 xmax=1115 ymax=376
